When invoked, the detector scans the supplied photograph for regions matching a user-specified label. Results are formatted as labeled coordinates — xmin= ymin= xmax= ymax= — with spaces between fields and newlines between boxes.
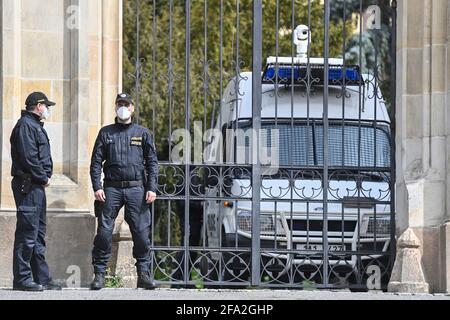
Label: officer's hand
xmin=44 ymin=181 xmax=50 ymax=188
xmin=146 ymin=191 xmax=157 ymax=204
xmin=95 ymin=189 xmax=106 ymax=202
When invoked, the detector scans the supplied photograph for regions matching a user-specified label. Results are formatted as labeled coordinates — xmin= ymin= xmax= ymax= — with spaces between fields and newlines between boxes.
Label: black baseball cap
xmin=25 ymin=92 xmax=56 ymax=107
xmin=115 ymin=93 xmax=134 ymax=105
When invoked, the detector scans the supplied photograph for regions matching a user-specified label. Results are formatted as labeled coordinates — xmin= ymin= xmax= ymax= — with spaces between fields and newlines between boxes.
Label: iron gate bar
xmin=290 ymin=0 xmax=295 ymax=286
xmin=149 ymin=0 xmax=156 ymax=277
xmin=274 ymin=0 xmax=280 ymax=256
xmin=306 ymin=0 xmax=313 ymax=265
xmin=233 ymin=0 xmax=241 ymax=260
xmin=151 ymin=0 xmax=157 ymax=141
xmin=357 ymin=0 xmax=363 ymax=285
xmin=373 ymin=0 xmax=380 ymax=252
xmin=135 ymin=0 xmax=140 ymax=124
xmin=323 ymin=0 xmax=330 ymax=288
xmin=150 ymin=0 xmax=157 ymax=276
xmin=201 ymin=0 xmax=207 ymax=260
xmin=217 ymin=0 xmax=224 ymax=283
xmin=390 ymin=0 xmax=398 ymax=266
xmin=168 ymin=0 xmax=174 ymax=163
xmin=340 ymin=0 xmax=347 ymax=256
xmin=251 ymin=0 xmax=262 ymax=287
xmin=167 ymin=0 xmax=174 ymax=256
xmin=184 ymin=0 xmax=191 ymax=285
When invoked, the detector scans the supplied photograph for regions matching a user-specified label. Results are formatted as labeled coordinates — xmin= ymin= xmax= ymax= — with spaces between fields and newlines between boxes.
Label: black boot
xmin=137 ymin=271 xmax=156 ymax=290
xmin=13 ymin=281 xmax=44 ymax=292
xmin=90 ymin=273 xmax=105 ymax=290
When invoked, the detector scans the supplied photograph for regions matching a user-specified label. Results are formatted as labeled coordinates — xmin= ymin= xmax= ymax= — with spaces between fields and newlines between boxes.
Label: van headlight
xmin=237 ymin=211 xmax=284 ymax=234
xmin=362 ymin=216 xmax=391 ymax=236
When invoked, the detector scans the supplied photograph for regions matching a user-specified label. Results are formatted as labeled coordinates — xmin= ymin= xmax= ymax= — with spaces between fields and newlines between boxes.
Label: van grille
xmin=287 ymin=219 xmax=357 ymax=235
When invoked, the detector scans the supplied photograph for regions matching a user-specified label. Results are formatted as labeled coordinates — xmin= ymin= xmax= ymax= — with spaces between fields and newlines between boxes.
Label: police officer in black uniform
xmin=90 ymin=93 xmax=159 ymax=290
xmin=10 ymin=92 xmax=62 ymax=291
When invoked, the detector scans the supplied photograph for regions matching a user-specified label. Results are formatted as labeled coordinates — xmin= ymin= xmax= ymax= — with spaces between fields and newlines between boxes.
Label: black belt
xmin=104 ymin=180 xmax=143 ymax=188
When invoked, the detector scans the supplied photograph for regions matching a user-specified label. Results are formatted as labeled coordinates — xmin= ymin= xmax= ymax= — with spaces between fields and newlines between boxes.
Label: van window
xmin=259 ymin=122 xmax=391 ymax=168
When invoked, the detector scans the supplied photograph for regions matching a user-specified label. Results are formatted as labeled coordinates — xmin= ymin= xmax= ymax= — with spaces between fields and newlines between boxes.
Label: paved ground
xmin=0 ymin=288 xmax=449 ymax=300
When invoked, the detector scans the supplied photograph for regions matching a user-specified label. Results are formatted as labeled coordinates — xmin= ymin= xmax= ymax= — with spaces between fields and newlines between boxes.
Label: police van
xmin=203 ymin=25 xmax=392 ymax=284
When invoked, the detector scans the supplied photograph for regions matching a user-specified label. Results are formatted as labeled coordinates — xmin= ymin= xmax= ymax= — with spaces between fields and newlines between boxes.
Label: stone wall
xmin=0 ymin=0 xmax=122 ymax=287
xmin=395 ymin=0 xmax=450 ymax=293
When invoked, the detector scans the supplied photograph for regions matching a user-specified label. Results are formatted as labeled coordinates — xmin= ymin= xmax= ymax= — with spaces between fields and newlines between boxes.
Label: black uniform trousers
xmin=92 ymin=186 xmax=152 ymax=274
xmin=11 ymin=177 xmax=51 ymax=286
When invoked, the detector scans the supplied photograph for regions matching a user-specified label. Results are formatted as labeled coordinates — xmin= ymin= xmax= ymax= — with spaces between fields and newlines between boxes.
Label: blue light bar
xmin=263 ymin=64 xmax=361 ymax=85
xmin=329 ymin=67 xmax=360 ymax=82
xmin=264 ymin=66 xmax=303 ymax=80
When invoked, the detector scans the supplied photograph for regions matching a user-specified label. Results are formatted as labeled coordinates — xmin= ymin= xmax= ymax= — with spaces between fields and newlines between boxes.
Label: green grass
xmin=302 ymin=279 xmax=317 ymax=291
xmin=105 ymin=268 xmax=124 ymax=288
xmin=190 ymin=268 xmax=205 ymax=289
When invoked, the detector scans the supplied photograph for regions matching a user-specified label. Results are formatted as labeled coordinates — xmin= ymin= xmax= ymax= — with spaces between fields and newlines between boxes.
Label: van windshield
xmin=258 ymin=121 xmax=391 ymax=168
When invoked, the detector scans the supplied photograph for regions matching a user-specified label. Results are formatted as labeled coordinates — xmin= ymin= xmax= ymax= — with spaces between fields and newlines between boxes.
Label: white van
xmin=202 ymin=28 xmax=392 ymax=284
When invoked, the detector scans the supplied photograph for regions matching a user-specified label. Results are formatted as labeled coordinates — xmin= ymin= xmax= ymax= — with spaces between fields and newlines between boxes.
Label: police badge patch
xmin=131 ymin=137 xmax=143 ymax=146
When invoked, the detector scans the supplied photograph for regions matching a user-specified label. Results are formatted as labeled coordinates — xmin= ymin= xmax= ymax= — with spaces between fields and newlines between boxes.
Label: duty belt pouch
xmin=94 ymin=200 xmax=104 ymax=218
xmin=20 ymin=175 xmax=32 ymax=194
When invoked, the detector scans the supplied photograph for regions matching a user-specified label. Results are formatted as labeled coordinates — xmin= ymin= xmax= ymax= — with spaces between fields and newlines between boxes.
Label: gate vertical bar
xmin=390 ymin=0 xmax=397 ymax=270
xmin=323 ymin=0 xmax=330 ymax=288
xmin=150 ymin=0 xmax=157 ymax=279
xmin=135 ymin=0 xmax=140 ymax=124
xmin=251 ymin=0 xmax=262 ymax=286
xmin=184 ymin=0 xmax=191 ymax=285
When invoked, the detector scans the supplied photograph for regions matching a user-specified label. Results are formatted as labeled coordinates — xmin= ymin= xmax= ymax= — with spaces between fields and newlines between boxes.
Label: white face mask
xmin=40 ymin=106 xmax=50 ymax=120
xmin=117 ymin=106 xmax=132 ymax=121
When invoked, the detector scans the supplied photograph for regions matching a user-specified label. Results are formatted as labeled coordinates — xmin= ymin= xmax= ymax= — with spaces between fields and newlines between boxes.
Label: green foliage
xmin=302 ymin=279 xmax=317 ymax=290
xmin=191 ymin=268 xmax=205 ymax=289
xmin=331 ymin=0 xmax=394 ymax=112
xmin=105 ymin=268 xmax=124 ymax=288
xmin=153 ymin=263 xmax=171 ymax=281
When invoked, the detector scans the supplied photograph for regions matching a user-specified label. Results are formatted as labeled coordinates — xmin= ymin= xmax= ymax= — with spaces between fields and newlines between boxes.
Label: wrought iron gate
xmin=124 ymin=0 xmax=397 ymax=290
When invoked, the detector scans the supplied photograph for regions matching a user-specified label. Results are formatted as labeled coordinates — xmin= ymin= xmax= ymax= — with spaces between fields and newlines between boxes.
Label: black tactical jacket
xmin=90 ymin=119 xmax=159 ymax=192
xmin=10 ymin=111 xmax=53 ymax=185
